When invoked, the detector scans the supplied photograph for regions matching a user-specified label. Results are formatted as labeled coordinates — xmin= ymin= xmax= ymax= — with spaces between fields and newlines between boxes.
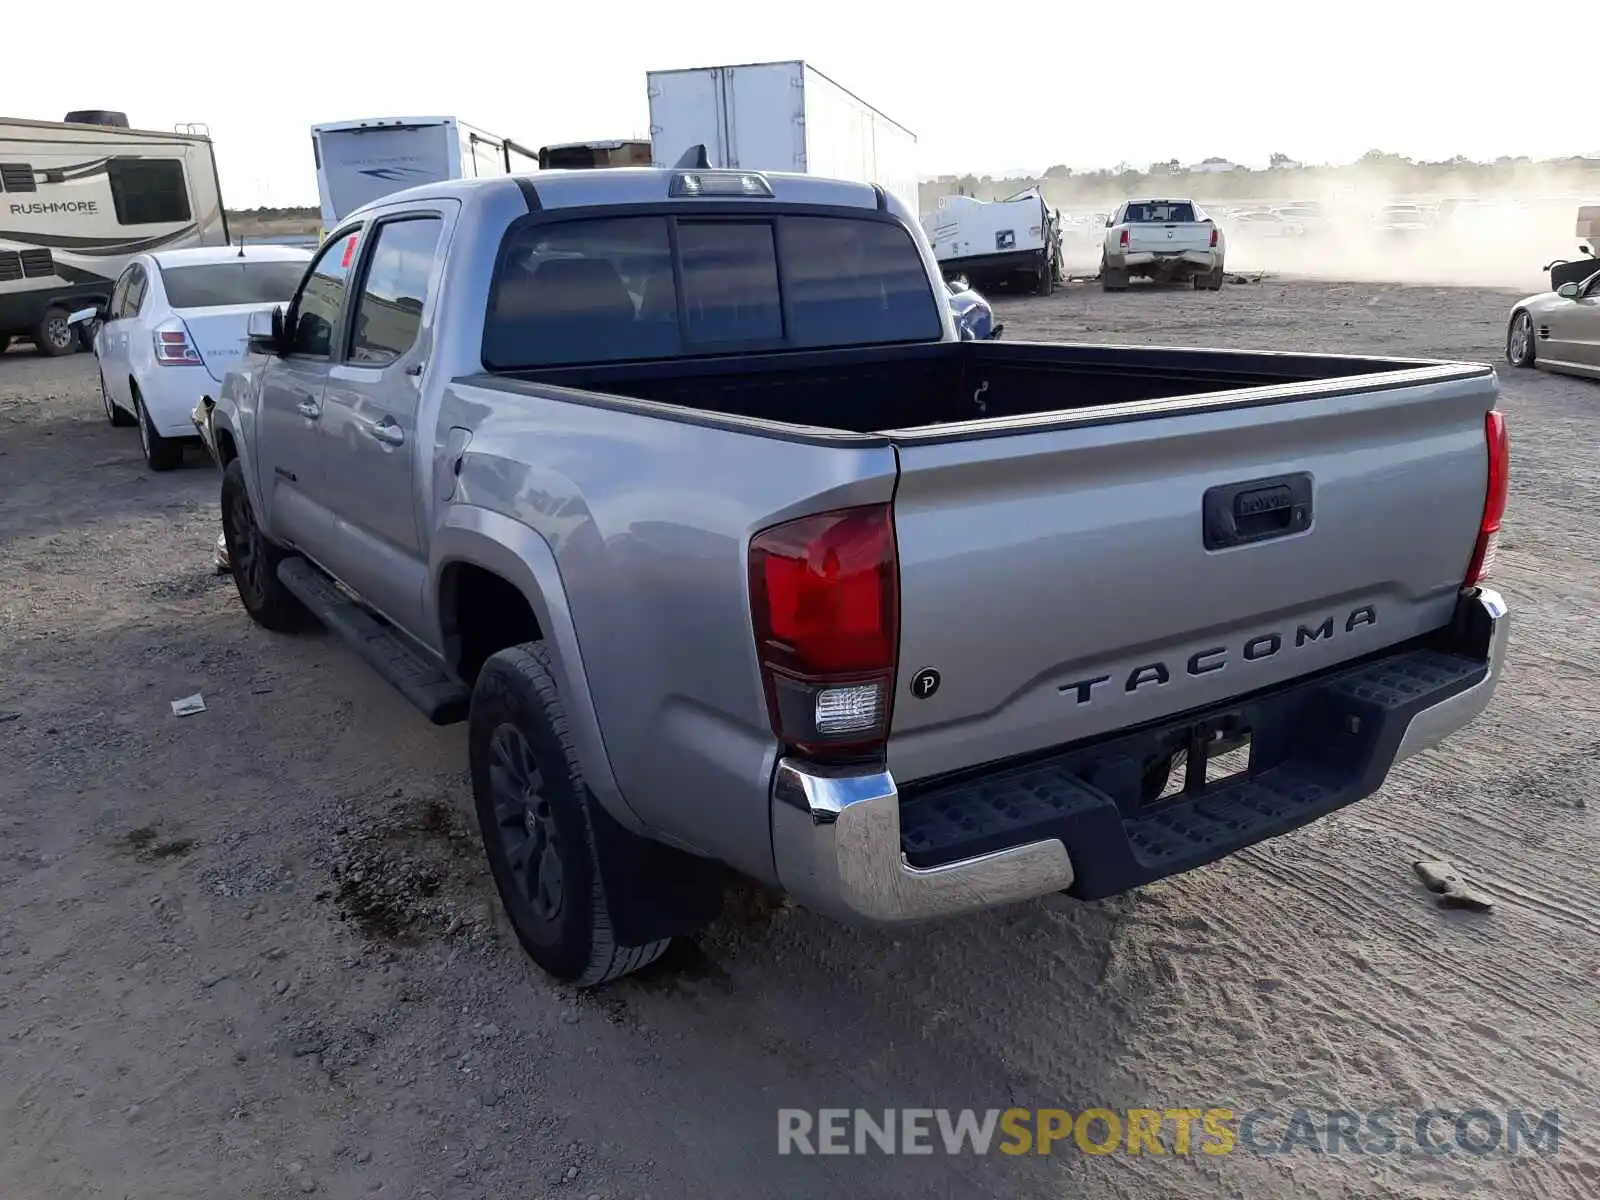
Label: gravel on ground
xmin=1 ymin=278 xmax=1595 ymax=1199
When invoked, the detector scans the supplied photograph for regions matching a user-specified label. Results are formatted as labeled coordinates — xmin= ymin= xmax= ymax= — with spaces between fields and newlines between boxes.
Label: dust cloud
xmin=1039 ymin=166 xmax=1599 ymax=292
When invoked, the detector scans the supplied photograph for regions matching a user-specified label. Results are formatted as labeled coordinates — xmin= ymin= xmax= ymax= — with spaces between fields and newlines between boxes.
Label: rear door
xmin=648 ymin=69 xmax=728 ymax=167
xmin=884 ymin=372 xmax=1496 ymax=785
xmin=256 ymin=227 xmax=362 ymax=559
xmin=315 ymin=205 xmax=452 ymax=631
xmin=98 ymin=264 xmax=138 ymax=407
xmin=1547 ymin=270 xmax=1600 ymax=368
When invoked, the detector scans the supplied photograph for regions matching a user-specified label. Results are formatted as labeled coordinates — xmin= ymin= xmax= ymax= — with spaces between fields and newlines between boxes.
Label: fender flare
xmin=430 ymin=506 xmax=644 ymax=834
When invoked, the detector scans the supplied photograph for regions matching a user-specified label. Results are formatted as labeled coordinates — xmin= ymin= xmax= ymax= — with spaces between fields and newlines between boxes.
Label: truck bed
xmin=479 ymin=340 xmax=1478 ymax=438
xmin=468 ymin=341 xmax=1495 ymax=793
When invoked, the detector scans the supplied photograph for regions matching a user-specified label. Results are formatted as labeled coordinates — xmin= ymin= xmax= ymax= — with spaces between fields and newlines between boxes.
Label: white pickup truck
xmin=1101 ymin=198 xmax=1226 ymax=291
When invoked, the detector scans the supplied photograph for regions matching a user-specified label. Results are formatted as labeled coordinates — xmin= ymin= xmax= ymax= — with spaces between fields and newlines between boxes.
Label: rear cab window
xmin=1125 ymin=202 xmax=1198 ymax=223
xmin=482 ymin=212 xmax=942 ymax=370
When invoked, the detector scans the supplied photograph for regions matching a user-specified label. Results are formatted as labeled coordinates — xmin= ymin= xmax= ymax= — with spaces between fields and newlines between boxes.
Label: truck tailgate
xmin=885 ymin=369 xmax=1495 ymax=784
xmin=1127 ymin=223 xmax=1212 ymax=254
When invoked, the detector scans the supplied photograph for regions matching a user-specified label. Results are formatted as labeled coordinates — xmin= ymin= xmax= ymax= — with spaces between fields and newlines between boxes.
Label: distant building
xmin=1188 ymin=157 xmax=1240 ymax=173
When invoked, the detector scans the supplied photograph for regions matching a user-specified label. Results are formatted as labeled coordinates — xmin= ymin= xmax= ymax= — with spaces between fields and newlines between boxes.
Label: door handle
xmin=295 ymin=399 xmax=321 ymax=420
xmin=367 ymin=418 xmax=405 ymax=447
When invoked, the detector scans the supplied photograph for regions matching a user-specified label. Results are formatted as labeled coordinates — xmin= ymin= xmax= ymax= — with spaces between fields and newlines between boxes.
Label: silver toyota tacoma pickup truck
xmin=198 ymin=159 xmax=1511 ymax=986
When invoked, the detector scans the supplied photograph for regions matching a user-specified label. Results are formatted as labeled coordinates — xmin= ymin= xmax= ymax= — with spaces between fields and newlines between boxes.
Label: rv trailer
xmin=311 ymin=117 xmax=540 ymax=235
xmin=1 ymin=112 xmax=226 ymax=356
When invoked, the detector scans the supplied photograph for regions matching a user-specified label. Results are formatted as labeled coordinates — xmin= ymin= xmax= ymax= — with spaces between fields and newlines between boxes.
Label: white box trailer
xmin=1 ymin=113 xmax=227 ymax=355
xmin=311 ymin=116 xmax=540 ymax=235
xmin=645 ymin=61 xmax=919 ymax=219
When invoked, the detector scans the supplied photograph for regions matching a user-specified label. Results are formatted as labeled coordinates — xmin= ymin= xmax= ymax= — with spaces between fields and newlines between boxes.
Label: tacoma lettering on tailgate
xmin=1059 ymin=606 xmax=1377 ymax=705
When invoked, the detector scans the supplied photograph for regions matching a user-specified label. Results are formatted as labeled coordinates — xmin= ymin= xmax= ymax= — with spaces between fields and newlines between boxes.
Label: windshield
xmin=158 ymin=261 xmax=307 ymax=308
xmin=483 ymin=213 xmax=943 ymax=370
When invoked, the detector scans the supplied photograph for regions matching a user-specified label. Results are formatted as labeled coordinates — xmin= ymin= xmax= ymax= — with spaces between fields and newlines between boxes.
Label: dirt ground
xmin=2 ymin=279 xmax=1596 ymax=1200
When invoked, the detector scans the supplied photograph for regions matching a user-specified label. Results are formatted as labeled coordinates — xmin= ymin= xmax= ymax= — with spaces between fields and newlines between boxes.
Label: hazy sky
xmin=12 ymin=0 xmax=1594 ymax=208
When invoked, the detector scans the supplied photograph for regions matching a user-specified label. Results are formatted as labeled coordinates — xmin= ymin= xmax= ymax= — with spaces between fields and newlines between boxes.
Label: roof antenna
xmin=237 ymin=235 xmax=246 ymax=258
xmin=673 ymin=144 xmax=711 ymax=170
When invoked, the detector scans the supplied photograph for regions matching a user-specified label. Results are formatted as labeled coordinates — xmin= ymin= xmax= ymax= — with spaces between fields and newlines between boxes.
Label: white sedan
xmin=86 ymin=244 xmax=311 ymax=470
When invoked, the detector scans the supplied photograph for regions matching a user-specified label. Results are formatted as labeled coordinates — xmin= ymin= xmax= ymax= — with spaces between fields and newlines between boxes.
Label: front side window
xmin=288 ymin=230 xmax=361 ymax=358
xmin=348 ymin=217 xmax=443 ymax=365
xmin=107 ymin=158 xmax=192 ymax=226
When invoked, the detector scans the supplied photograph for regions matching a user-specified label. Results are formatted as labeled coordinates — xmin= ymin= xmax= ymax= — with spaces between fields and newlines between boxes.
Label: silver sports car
xmin=1505 ymin=268 xmax=1600 ymax=381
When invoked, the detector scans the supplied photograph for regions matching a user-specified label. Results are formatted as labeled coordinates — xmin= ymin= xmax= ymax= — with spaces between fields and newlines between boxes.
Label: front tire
xmin=101 ymin=370 xmax=136 ymax=427
xmin=220 ymin=458 xmax=312 ymax=632
xmin=35 ymin=307 xmax=77 ymax=357
xmin=470 ymin=642 xmax=670 ymax=987
xmin=1506 ymin=310 xmax=1536 ymax=368
xmin=134 ymin=387 xmax=184 ymax=471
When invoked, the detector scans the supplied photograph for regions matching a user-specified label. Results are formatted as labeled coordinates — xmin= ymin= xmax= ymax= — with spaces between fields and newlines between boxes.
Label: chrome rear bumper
xmin=770 ymin=760 xmax=1076 ymax=925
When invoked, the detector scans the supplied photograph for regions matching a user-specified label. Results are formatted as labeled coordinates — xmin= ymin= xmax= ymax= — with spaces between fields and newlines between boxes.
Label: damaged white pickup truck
xmin=196 ymin=158 xmax=1510 ymax=986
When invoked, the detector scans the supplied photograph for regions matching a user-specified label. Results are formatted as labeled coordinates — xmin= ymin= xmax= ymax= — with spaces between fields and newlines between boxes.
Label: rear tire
xmin=1208 ymin=263 xmax=1225 ymax=290
xmin=134 ymin=387 xmax=183 ymax=471
xmin=1034 ymin=260 xmax=1054 ymax=296
xmin=220 ymin=458 xmax=313 ymax=633
xmin=101 ymin=370 xmax=136 ymax=427
xmin=35 ymin=307 xmax=77 ymax=357
xmin=470 ymin=642 xmax=671 ymax=987
xmin=1100 ymin=259 xmax=1129 ymax=292
xmin=0 ymin=334 xmax=11 ymax=355
xmin=1506 ymin=310 xmax=1536 ymax=368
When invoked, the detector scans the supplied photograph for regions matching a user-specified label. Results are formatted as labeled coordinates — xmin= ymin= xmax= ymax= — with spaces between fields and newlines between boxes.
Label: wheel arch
xmin=431 ymin=508 xmax=643 ymax=833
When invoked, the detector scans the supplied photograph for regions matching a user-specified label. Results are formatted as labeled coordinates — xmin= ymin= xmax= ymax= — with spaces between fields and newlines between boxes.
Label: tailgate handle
xmin=1203 ymin=473 xmax=1312 ymax=550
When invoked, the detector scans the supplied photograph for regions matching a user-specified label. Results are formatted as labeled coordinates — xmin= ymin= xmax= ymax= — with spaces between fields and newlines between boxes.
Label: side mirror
xmin=1557 ymin=282 xmax=1582 ymax=300
xmin=247 ymin=305 xmax=283 ymax=355
xmin=67 ymin=305 xmax=103 ymax=326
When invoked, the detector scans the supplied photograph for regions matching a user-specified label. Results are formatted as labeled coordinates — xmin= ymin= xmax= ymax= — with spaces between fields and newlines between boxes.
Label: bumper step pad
xmin=898 ymin=647 xmax=1486 ymax=901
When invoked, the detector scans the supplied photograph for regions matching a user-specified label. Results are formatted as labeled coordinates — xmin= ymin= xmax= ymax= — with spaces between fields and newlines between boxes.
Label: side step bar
xmin=276 ymin=557 xmax=469 ymax=726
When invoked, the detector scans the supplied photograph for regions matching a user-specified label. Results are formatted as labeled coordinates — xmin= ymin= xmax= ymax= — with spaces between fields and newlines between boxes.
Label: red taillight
xmin=153 ymin=325 xmax=202 ymax=366
xmin=1118 ymin=228 xmax=1129 ymax=248
xmin=1209 ymin=226 xmax=1219 ymax=247
xmin=1463 ymin=410 xmax=1509 ymax=586
xmin=748 ymin=504 xmax=899 ymax=763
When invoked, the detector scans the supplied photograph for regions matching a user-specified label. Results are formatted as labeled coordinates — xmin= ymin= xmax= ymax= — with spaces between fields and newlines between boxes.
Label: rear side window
xmin=483 ymin=213 xmax=942 ymax=370
xmin=349 ymin=217 xmax=443 ymax=364
xmin=158 ymin=261 xmax=307 ymax=309
xmin=107 ymin=158 xmax=192 ymax=226
xmin=1124 ymin=201 xmax=1196 ymax=223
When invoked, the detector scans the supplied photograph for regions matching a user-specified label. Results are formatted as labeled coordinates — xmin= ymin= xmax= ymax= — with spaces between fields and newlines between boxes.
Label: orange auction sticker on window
xmin=340 ymin=234 xmax=359 ymax=269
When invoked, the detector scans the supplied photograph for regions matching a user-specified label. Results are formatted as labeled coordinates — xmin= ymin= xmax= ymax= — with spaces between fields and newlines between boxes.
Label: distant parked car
xmin=1505 ymin=267 xmax=1600 ymax=381
xmin=1233 ymin=210 xmax=1305 ymax=239
xmin=1376 ymin=204 xmax=1430 ymax=237
xmin=74 ymin=244 xmax=312 ymax=470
